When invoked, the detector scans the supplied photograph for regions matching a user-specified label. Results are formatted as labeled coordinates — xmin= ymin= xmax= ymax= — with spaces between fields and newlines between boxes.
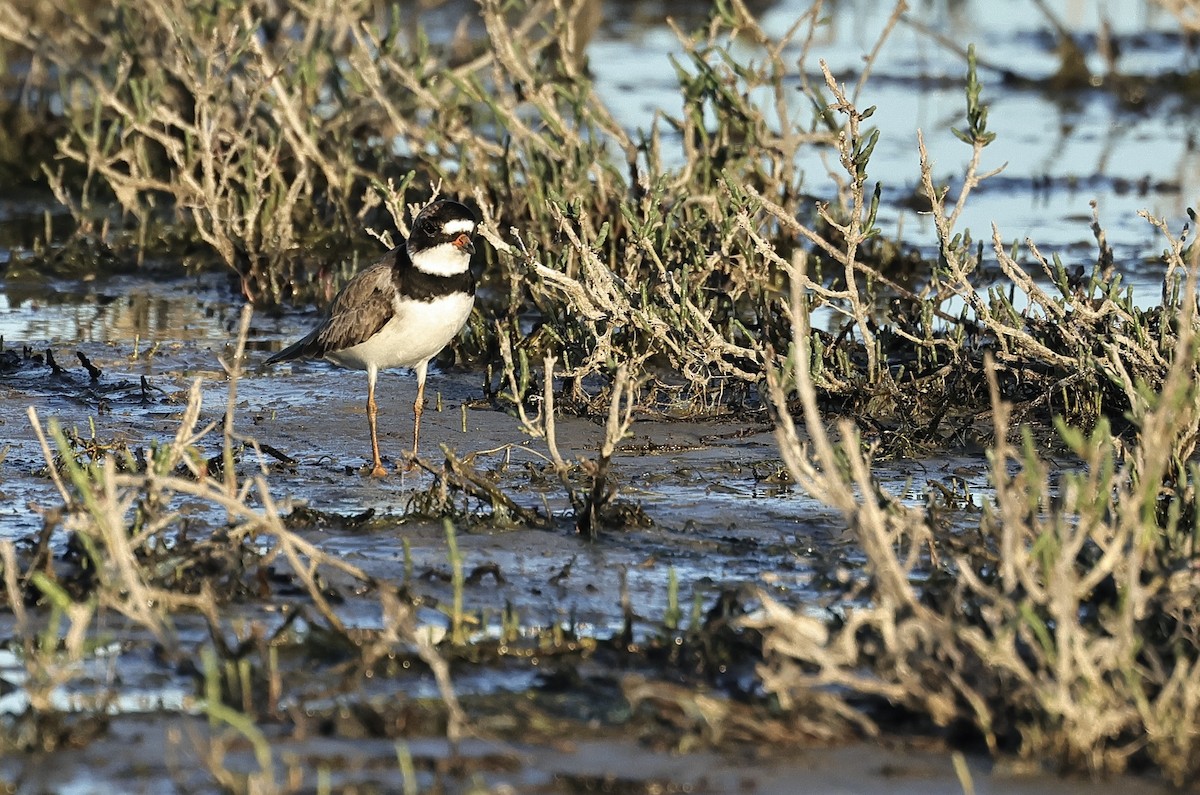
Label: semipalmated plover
xmin=266 ymin=199 xmax=478 ymax=476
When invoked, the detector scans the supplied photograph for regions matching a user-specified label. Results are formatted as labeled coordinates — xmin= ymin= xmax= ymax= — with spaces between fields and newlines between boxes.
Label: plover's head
xmin=407 ymin=199 xmax=478 ymax=277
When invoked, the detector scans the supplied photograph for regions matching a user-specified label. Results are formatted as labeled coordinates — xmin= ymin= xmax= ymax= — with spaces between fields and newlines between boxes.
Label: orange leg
xmin=367 ymin=366 xmax=388 ymax=477
xmin=406 ymin=361 xmax=429 ymax=471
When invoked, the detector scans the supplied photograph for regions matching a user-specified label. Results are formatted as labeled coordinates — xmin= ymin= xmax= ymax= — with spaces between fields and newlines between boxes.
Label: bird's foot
xmin=369 ymin=462 xmax=389 ymax=478
xmin=403 ymin=452 xmax=419 ymax=473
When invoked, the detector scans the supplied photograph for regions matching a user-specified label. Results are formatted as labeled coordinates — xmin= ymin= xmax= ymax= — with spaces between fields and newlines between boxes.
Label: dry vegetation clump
xmin=737 ymin=45 xmax=1200 ymax=780
xmin=1148 ymin=0 xmax=1200 ymax=34
xmin=749 ymin=198 xmax=1200 ymax=782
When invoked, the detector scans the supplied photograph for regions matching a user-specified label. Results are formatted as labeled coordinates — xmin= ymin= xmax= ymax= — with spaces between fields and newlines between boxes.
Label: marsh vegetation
xmin=1 ymin=0 xmax=1200 ymax=791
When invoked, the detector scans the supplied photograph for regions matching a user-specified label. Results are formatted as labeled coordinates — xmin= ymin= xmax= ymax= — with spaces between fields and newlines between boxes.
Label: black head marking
xmin=406 ymin=199 xmax=477 ymax=256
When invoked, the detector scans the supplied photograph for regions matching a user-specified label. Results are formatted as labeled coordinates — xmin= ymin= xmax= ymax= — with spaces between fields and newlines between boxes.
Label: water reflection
xmin=0 ymin=281 xmax=235 ymax=345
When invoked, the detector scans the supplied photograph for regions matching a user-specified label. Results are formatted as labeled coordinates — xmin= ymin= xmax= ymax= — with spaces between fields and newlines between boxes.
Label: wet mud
xmin=0 ymin=723 xmax=1180 ymax=794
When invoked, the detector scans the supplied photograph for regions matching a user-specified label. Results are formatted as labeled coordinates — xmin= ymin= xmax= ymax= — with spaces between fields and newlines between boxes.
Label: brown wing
xmin=265 ymin=252 xmax=400 ymax=363
xmin=312 ymin=258 xmax=399 ymax=353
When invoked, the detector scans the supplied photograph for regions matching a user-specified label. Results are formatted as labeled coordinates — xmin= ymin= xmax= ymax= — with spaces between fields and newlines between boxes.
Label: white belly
xmin=325 ymin=292 xmax=474 ymax=372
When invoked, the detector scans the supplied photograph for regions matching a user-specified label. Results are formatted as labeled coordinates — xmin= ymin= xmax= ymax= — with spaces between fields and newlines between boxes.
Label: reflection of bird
xmin=266 ymin=199 xmax=478 ymax=476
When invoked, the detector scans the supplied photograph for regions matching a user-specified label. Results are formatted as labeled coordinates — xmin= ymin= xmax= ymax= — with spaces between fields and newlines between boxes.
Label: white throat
xmin=411 ymin=242 xmax=471 ymax=277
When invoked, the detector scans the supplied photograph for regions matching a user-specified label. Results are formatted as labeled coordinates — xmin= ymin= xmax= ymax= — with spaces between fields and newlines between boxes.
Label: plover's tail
xmin=265 ymin=328 xmax=320 ymax=365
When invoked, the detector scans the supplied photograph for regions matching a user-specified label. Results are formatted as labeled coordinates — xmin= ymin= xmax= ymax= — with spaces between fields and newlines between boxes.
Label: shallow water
xmin=592 ymin=0 xmax=1196 ymax=299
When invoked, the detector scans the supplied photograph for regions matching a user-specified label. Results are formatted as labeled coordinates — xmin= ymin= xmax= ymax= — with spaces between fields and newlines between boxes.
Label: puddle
xmin=0 ymin=276 xmax=241 ymax=348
